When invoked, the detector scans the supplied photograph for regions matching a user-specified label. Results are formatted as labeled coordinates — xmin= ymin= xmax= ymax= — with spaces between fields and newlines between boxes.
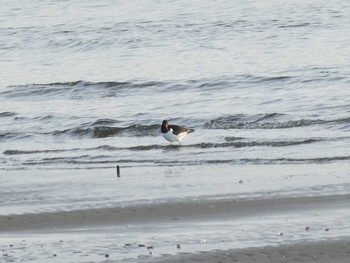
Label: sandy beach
xmin=148 ymin=240 xmax=350 ymax=263
xmin=1 ymin=193 xmax=350 ymax=262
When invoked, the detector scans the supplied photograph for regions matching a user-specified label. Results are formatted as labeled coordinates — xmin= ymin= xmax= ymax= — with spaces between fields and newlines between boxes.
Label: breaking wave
xmin=53 ymin=123 xmax=160 ymax=138
xmin=205 ymin=114 xmax=350 ymax=129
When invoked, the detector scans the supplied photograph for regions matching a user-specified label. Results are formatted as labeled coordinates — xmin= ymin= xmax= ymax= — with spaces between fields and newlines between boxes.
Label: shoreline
xmin=148 ymin=239 xmax=350 ymax=263
xmin=1 ymin=194 xmax=349 ymax=232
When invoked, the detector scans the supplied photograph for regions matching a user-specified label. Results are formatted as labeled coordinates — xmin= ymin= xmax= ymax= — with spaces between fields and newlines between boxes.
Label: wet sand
xmin=148 ymin=240 xmax=350 ymax=263
xmin=1 ymin=194 xmax=349 ymax=232
xmin=1 ymin=194 xmax=349 ymax=262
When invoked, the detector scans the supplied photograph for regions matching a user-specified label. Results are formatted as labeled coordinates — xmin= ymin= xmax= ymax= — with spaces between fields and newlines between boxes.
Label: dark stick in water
xmin=116 ymin=165 xmax=120 ymax=177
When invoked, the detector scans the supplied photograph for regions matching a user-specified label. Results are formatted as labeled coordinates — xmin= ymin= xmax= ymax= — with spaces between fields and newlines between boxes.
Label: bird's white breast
xmin=162 ymin=129 xmax=179 ymax=142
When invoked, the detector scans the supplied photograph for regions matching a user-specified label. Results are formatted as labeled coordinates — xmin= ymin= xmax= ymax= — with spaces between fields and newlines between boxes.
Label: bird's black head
xmin=161 ymin=120 xmax=169 ymax=133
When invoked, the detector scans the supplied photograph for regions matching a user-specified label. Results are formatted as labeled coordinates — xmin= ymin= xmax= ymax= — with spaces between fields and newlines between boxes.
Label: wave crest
xmin=205 ymin=114 xmax=350 ymax=129
xmin=1 ymin=81 xmax=166 ymax=99
xmin=54 ymin=124 xmax=160 ymax=138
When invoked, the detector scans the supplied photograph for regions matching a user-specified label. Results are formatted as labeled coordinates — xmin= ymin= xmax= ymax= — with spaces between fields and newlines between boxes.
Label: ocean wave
xmin=0 ymin=111 xmax=17 ymax=117
xmin=8 ymin=155 xmax=350 ymax=169
xmin=3 ymin=138 xmax=320 ymax=157
xmin=0 ymin=80 xmax=166 ymax=99
xmin=91 ymin=119 xmax=120 ymax=126
xmin=204 ymin=114 xmax=350 ymax=129
xmin=53 ymin=123 xmax=160 ymax=138
xmin=279 ymin=23 xmax=311 ymax=28
xmin=190 ymin=139 xmax=319 ymax=149
xmin=0 ymin=121 xmax=160 ymax=140
xmin=208 ymin=156 xmax=350 ymax=165
xmin=3 ymin=149 xmax=67 ymax=155
xmin=1 ymin=114 xmax=348 ymax=142
xmin=0 ymin=74 xmax=298 ymax=100
xmin=3 ymin=146 xmax=120 ymax=156
xmin=0 ymin=132 xmax=32 ymax=141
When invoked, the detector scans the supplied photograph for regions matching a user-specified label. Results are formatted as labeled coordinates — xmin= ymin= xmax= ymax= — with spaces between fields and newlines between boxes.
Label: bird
xmin=161 ymin=120 xmax=194 ymax=145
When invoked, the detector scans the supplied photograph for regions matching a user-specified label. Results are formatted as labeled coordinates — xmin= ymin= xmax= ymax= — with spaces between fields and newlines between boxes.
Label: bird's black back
xmin=169 ymin=125 xmax=194 ymax=135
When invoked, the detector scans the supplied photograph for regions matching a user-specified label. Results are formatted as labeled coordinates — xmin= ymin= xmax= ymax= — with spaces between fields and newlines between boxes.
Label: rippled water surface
xmin=1 ymin=75 xmax=349 ymax=170
xmin=1 ymin=0 xmax=350 ymax=261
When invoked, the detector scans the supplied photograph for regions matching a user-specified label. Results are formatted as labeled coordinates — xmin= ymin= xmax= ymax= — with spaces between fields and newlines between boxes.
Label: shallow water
xmin=1 ymin=0 xmax=350 ymax=261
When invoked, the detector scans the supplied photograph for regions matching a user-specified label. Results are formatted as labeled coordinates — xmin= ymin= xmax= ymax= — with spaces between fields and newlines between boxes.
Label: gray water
xmin=1 ymin=0 xmax=350 ymax=261
xmin=1 ymin=0 xmax=349 ymax=171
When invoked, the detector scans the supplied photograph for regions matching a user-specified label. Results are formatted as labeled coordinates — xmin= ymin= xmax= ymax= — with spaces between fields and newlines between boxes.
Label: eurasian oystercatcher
xmin=161 ymin=120 xmax=194 ymax=145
